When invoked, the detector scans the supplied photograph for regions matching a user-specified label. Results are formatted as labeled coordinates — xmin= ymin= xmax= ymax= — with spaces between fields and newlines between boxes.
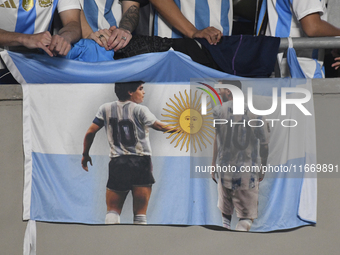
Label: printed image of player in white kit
xmin=212 ymin=81 xmax=270 ymax=231
xmin=81 ymin=81 xmax=174 ymax=224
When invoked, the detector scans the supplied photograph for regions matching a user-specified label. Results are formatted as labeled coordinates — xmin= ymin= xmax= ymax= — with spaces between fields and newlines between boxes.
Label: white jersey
xmin=0 ymin=0 xmax=80 ymax=34
xmin=153 ymin=0 xmax=233 ymax=38
xmin=265 ymin=0 xmax=326 ymax=38
xmin=258 ymin=0 xmax=327 ymax=78
xmin=213 ymin=101 xmax=270 ymax=190
xmin=95 ymin=100 xmax=158 ymax=157
xmin=80 ymin=0 xmax=122 ymax=32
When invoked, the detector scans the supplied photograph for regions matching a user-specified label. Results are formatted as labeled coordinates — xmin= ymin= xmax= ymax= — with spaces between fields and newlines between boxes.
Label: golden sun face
xmin=161 ymin=90 xmax=214 ymax=152
xmin=179 ymin=109 xmax=203 ymax=134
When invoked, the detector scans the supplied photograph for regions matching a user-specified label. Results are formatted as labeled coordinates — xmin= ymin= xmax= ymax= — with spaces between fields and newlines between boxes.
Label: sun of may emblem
xmin=161 ymin=90 xmax=215 ymax=152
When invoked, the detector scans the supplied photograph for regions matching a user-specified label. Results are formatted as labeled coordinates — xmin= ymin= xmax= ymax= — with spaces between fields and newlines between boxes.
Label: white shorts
xmin=217 ymin=179 xmax=259 ymax=219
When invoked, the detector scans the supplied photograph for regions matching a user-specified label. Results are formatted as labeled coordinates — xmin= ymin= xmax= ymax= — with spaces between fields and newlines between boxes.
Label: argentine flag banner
xmin=22 ymin=78 xmax=316 ymax=236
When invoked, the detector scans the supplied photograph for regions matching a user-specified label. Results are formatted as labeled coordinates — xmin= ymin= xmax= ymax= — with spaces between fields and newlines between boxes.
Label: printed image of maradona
xmin=211 ymin=80 xmax=270 ymax=231
xmin=81 ymin=81 xmax=175 ymax=225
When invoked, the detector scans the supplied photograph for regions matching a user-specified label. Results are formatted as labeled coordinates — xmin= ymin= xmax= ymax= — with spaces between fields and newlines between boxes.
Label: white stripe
xmin=208 ymin=0 xmax=223 ymax=32
xmin=112 ymin=0 xmax=122 ymax=27
xmin=267 ymin=0 xmax=279 ymax=36
xmin=0 ymin=50 xmax=26 ymax=83
xmin=156 ymin=14 xmax=173 ymax=38
xmin=181 ymin=0 xmax=195 ymax=26
xmin=22 ymin=84 xmax=33 ymax=220
xmin=0 ymin=1 xmax=18 ymax=32
xmin=24 ymin=83 xmax=194 ymax=157
xmin=97 ymin=0 xmax=110 ymax=30
xmin=34 ymin=2 xmax=53 ymax=33
xmin=298 ymin=86 xmax=317 ymax=222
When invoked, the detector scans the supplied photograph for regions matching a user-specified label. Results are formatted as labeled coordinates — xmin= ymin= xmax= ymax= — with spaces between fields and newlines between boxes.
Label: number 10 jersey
xmin=94 ymin=100 xmax=158 ymax=158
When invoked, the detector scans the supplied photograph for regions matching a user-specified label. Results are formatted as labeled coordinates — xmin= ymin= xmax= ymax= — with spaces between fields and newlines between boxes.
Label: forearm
xmin=306 ymin=21 xmax=340 ymax=37
xmin=119 ymin=4 xmax=139 ymax=33
xmin=212 ymin=135 xmax=218 ymax=165
xmin=58 ymin=21 xmax=82 ymax=44
xmin=80 ymin=10 xmax=93 ymax=39
xmin=83 ymin=132 xmax=96 ymax=156
xmin=152 ymin=120 xmax=176 ymax=132
xmin=300 ymin=13 xmax=340 ymax=37
xmin=260 ymin=144 xmax=268 ymax=166
xmin=150 ymin=0 xmax=197 ymax=38
xmin=0 ymin=29 xmax=30 ymax=47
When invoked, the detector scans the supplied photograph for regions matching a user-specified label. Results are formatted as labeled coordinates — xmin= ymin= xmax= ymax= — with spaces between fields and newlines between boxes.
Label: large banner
xmin=0 ymin=50 xmax=235 ymax=83
xmin=22 ymin=79 xmax=316 ymax=232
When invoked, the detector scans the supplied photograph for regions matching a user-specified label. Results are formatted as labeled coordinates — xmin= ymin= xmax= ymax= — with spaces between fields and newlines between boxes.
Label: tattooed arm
xmin=107 ymin=1 xmax=140 ymax=51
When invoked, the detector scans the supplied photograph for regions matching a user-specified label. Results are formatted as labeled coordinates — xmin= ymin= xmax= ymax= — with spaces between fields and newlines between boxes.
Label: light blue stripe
xmin=171 ymin=0 xmax=182 ymax=38
xmin=313 ymin=59 xmax=323 ymax=78
xmin=220 ymin=0 xmax=230 ymax=35
xmin=275 ymin=0 xmax=292 ymax=37
xmin=195 ymin=0 xmax=209 ymax=32
xmin=31 ymin=153 xmax=109 ymax=223
xmin=29 ymin=152 xmax=315 ymax=230
xmin=154 ymin=8 xmax=159 ymax=36
xmin=30 ymin=153 xmax=222 ymax=225
xmin=15 ymin=0 xmax=37 ymax=34
xmin=83 ymin=0 xmax=99 ymax=32
xmin=8 ymin=50 xmax=236 ymax=83
xmin=256 ymin=0 xmax=267 ymax=35
xmin=252 ymin=157 xmax=314 ymax=231
xmin=104 ymin=0 xmax=117 ymax=27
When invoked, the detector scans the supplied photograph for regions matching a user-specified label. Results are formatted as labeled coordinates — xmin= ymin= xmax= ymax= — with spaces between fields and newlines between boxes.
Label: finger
xmin=113 ymin=37 xmax=127 ymax=51
xmin=59 ymin=42 xmax=71 ymax=56
xmin=109 ymin=37 xmax=120 ymax=50
xmin=81 ymin=161 xmax=88 ymax=171
xmin=49 ymin=36 xmax=61 ymax=56
xmin=92 ymin=35 xmax=104 ymax=47
xmin=204 ymin=34 xmax=213 ymax=45
xmin=55 ymin=38 xmax=64 ymax=55
xmin=37 ymin=42 xmax=54 ymax=57
xmin=207 ymin=30 xmax=221 ymax=44
xmin=109 ymin=26 xmax=117 ymax=32
xmin=215 ymin=31 xmax=222 ymax=44
xmin=107 ymin=32 xmax=119 ymax=48
xmin=121 ymin=35 xmax=131 ymax=49
xmin=48 ymin=38 xmax=58 ymax=54
xmin=102 ymin=29 xmax=112 ymax=38
xmin=99 ymin=34 xmax=110 ymax=50
xmin=101 ymin=37 xmax=109 ymax=51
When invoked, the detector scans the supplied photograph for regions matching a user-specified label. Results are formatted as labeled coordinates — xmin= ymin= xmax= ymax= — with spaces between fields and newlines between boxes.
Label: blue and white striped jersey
xmin=153 ymin=0 xmax=233 ymax=38
xmin=80 ymin=0 xmax=122 ymax=32
xmin=259 ymin=0 xmax=326 ymax=38
xmin=95 ymin=100 xmax=158 ymax=158
xmin=256 ymin=0 xmax=327 ymax=78
xmin=0 ymin=0 xmax=80 ymax=34
xmin=213 ymin=101 xmax=270 ymax=190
